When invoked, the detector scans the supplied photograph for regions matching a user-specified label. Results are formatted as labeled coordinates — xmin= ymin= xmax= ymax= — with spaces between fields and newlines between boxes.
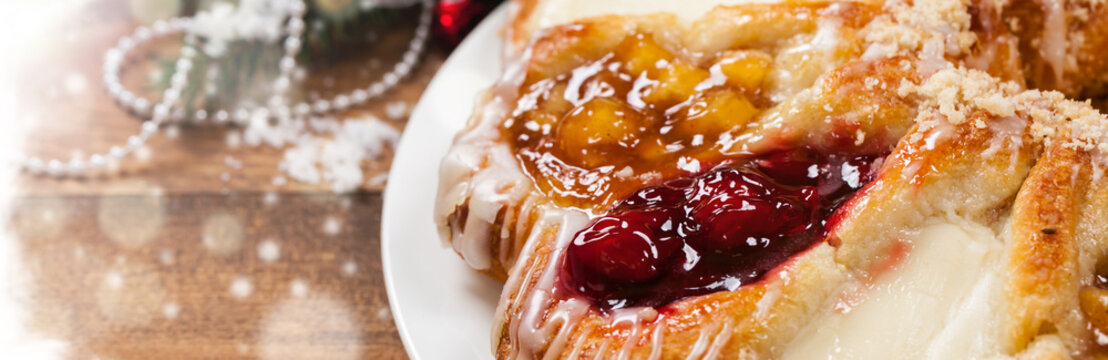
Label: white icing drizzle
xmin=545 ymin=298 xmax=591 ymax=360
xmin=437 ymin=131 xmax=535 ymax=270
xmin=493 ymin=215 xmax=542 ymax=351
xmin=611 ymin=307 xmax=660 ymax=360
xmin=564 ymin=56 xmax=611 ymax=107
xmin=701 ymin=319 xmax=735 ymax=360
xmin=980 ymin=115 xmax=1027 ymax=173
xmin=981 ymin=116 xmax=1025 ymax=156
xmin=435 ymin=46 xmax=538 ymax=271
xmin=766 ymin=18 xmax=845 ymax=103
xmin=496 ymin=209 xmax=590 ymax=359
xmin=964 ymin=29 xmax=999 ymax=73
xmin=754 ymin=282 xmax=783 ymax=319
xmin=921 ymin=116 xmax=956 ymax=152
xmin=916 ymin=38 xmax=952 ymax=76
xmin=563 ymin=330 xmax=590 ymax=360
xmin=647 ymin=320 xmax=666 ymax=360
xmin=1040 ymin=0 xmax=1068 ymax=87
xmin=695 ymin=61 xmax=730 ymax=93
xmin=1092 ymin=159 xmax=1105 ymax=182
xmin=591 ymin=340 xmax=612 ymax=360
xmin=683 ymin=319 xmax=719 ymax=360
xmin=503 ymin=193 xmax=542 ymax=267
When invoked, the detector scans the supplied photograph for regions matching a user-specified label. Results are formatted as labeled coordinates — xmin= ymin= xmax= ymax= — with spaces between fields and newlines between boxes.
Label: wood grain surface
xmin=10 ymin=192 xmax=406 ymax=360
xmin=2 ymin=0 xmax=455 ymax=359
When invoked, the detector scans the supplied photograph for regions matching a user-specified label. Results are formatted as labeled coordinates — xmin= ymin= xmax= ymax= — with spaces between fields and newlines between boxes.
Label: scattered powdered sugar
xmin=224 ymin=155 xmax=243 ymax=169
xmin=262 ymin=191 xmax=280 ymax=206
xmin=243 ymin=112 xmax=305 ymax=148
xmin=385 ymin=101 xmax=409 ymax=120
xmin=322 ymin=216 xmax=342 ymax=236
xmin=157 ymin=74 xmax=400 ymax=193
xmin=64 ymin=72 xmax=88 ymax=95
xmin=367 ymin=172 xmax=389 ymax=186
xmin=134 ymin=146 xmax=153 ymax=164
xmin=376 ymin=307 xmax=392 ymax=321
xmin=230 ymin=275 xmax=253 ymax=299
xmin=289 ymin=278 xmax=309 ymax=297
xmin=273 ymin=115 xmax=399 ymax=193
xmin=342 ymin=260 xmax=357 ymax=276
xmin=188 ymin=0 xmax=292 ymax=57
xmin=104 ymin=271 xmax=123 ymax=289
xmin=160 ymin=249 xmax=175 ymax=265
xmin=225 ymin=131 xmax=242 ymax=148
xmin=163 ymin=302 xmax=181 ymax=319
xmin=257 ymin=238 xmax=280 ymax=262
xmin=242 ymin=112 xmax=398 ymax=193
xmin=279 ymin=141 xmax=323 ymax=184
xmin=164 ymin=125 xmax=181 ymax=139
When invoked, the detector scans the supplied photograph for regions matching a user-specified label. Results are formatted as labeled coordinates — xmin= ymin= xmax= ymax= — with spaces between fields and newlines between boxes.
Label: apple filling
xmin=504 ymin=33 xmax=772 ymax=208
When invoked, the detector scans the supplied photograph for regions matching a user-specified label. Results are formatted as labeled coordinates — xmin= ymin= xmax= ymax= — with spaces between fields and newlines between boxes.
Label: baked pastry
xmin=978 ymin=0 xmax=1108 ymax=98
xmin=434 ymin=0 xmax=1108 ymax=358
xmin=503 ymin=0 xmax=760 ymax=57
xmin=508 ymin=0 xmax=1108 ymax=99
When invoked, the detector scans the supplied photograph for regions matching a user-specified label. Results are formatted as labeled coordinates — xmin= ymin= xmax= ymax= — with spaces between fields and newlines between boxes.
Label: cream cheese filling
xmin=782 ymin=220 xmax=1007 ymax=359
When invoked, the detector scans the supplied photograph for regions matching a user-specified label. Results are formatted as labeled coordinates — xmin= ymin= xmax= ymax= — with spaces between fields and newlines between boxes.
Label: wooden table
xmin=3 ymin=1 xmax=450 ymax=358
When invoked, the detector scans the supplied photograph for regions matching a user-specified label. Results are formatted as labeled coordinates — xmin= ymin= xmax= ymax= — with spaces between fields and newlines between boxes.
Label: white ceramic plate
xmin=381 ymin=6 xmax=508 ymax=360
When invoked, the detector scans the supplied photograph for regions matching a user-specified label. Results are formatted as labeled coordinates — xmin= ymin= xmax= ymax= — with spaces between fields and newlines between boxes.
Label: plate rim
xmin=381 ymin=5 xmax=510 ymax=360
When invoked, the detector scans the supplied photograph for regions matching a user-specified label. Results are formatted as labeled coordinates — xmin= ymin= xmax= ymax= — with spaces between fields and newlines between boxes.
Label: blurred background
xmin=0 ymin=0 xmax=497 ymax=358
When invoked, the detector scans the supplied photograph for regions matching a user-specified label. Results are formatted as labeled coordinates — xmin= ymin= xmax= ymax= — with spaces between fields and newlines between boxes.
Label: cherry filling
xmin=558 ymin=149 xmax=884 ymax=310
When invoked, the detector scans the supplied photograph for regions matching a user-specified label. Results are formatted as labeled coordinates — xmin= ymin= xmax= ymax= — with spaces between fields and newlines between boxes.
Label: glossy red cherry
xmin=691 ymin=194 xmax=813 ymax=252
xmin=817 ymin=155 xmax=883 ymax=199
xmin=755 ymin=149 xmax=820 ymax=186
xmin=559 ymin=147 xmax=885 ymax=311
xmin=691 ymin=167 xmax=771 ymax=203
xmin=618 ymin=183 xmax=691 ymax=209
xmin=567 ymin=209 xmax=682 ymax=284
xmin=840 ymin=156 xmax=881 ymax=189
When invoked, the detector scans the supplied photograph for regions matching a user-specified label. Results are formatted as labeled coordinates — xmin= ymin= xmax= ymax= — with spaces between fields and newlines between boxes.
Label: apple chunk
xmin=556 ymin=98 xmax=646 ymax=167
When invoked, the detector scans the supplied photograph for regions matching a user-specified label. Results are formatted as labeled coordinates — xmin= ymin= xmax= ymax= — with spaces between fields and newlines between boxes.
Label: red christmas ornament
xmin=434 ymin=0 xmax=501 ymax=49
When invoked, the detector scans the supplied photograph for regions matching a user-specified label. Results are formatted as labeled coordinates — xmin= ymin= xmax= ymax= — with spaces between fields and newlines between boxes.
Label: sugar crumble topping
xmin=863 ymin=0 xmax=976 ymax=60
xmin=899 ymin=66 xmax=1108 ymax=161
xmin=869 ymin=0 xmax=1108 ymax=161
xmin=905 ymin=68 xmax=1021 ymax=125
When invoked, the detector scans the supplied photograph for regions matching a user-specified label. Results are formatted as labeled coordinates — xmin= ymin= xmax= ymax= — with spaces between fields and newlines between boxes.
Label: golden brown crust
xmin=967 ymin=0 xmax=1029 ymax=85
xmin=831 ymin=108 xmax=1039 ymax=269
xmin=438 ymin=0 xmax=1108 ymax=358
xmin=986 ymin=0 xmax=1108 ymax=98
xmin=510 ymin=0 xmax=1108 ymax=98
xmin=495 ymin=231 xmax=846 ymax=359
xmin=505 ymin=0 xmax=539 ymax=57
xmin=490 ymin=75 xmax=1094 ymax=357
xmin=733 ymin=55 xmax=921 ymax=155
xmin=1007 ymin=129 xmax=1108 ymax=355
xmin=1006 ymin=134 xmax=1084 ymax=352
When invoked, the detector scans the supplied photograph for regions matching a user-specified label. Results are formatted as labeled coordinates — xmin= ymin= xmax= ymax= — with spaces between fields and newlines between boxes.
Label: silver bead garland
xmin=17 ymin=0 xmax=434 ymax=177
